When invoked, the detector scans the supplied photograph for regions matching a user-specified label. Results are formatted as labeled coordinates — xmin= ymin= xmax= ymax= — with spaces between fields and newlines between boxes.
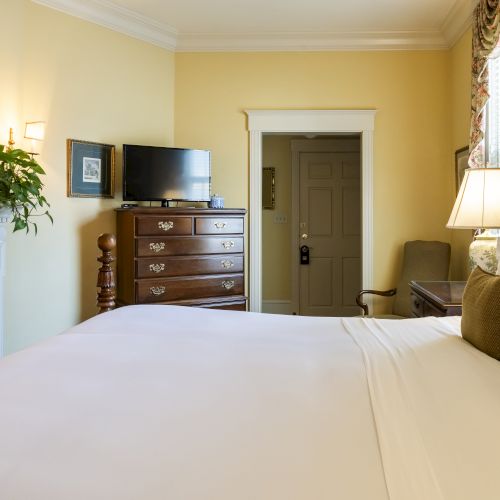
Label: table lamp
xmin=447 ymin=168 xmax=500 ymax=275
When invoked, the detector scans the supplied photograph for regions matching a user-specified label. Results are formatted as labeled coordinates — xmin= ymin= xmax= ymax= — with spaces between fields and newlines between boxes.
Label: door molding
xmin=290 ymin=138 xmax=361 ymax=315
xmin=245 ymin=109 xmax=376 ymax=313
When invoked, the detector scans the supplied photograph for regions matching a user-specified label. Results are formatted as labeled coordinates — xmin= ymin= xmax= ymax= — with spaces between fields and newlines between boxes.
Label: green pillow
xmin=461 ymin=266 xmax=500 ymax=360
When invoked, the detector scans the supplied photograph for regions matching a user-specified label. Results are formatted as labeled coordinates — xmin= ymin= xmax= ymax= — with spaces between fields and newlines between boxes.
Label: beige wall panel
xmin=261 ymin=135 xmax=294 ymax=300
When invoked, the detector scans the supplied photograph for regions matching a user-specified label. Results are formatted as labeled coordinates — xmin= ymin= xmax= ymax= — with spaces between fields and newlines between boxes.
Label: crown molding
xmin=441 ymin=0 xmax=477 ymax=47
xmin=176 ymin=31 xmax=448 ymax=52
xmin=32 ymin=0 xmax=472 ymax=52
xmin=31 ymin=0 xmax=178 ymax=50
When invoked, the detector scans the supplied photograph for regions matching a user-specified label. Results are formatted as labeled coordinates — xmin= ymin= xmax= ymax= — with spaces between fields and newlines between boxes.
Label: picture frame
xmin=262 ymin=167 xmax=276 ymax=209
xmin=455 ymin=146 xmax=469 ymax=194
xmin=67 ymin=139 xmax=115 ymax=198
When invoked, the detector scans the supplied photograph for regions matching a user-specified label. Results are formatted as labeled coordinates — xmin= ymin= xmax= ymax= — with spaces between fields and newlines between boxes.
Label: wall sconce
xmin=24 ymin=122 xmax=46 ymax=156
xmin=24 ymin=121 xmax=45 ymax=142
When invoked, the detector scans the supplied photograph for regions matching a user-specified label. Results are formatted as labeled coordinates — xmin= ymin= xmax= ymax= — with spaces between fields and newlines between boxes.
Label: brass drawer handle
xmin=158 ymin=221 xmax=174 ymax=231
xmin=221 ymin=259 xmax=234 ymax=269
xmin=222 ymin=280 xmax=235 ymax=290
xmin=222 ymin=240 xmax=235 ymax=250
xmin=150 ymin=286 xmax=166 ymax=296
xmin=149 ymin=242 xmax=165 ymax=253
xmin=214 ymin=221 xmax=227 ymax=229
xmin=149 ymin=263 xmax=165 ymax=273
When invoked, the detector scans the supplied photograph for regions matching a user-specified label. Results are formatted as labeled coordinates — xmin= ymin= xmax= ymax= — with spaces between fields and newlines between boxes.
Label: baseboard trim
xmin=261 ymin=300 xmax=294 ymax=315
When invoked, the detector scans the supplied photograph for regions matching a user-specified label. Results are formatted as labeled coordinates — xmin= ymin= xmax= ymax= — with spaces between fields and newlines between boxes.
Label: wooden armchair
xmin=356 ymin=240 xmax=451 ymax=318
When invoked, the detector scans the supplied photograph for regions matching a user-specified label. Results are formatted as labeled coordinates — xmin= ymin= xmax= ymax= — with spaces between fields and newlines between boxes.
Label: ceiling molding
xmin=32 ymin=0 xmax=473 ymax=52
xmin=176 ymin=31 xmax=448 ymax=52
xmin=31 ymin=0 xmax=178 ymax=50
xmin=441 ymin=0 xmax=477 ymax=47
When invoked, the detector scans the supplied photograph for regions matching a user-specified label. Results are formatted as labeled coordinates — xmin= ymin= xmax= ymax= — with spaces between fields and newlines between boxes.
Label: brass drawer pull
xmin=150 ymin=286 xmax=166 ymax=296
xmin=149 ymin=263 xmax=165 ymax=273
xmin=221 ymin=240 xmax=235 ymax=250
xmin=158 ymin=221 xmax=174 ymax=231
xmin=222 ymin=280 xmax=235 ymax=290
xmin=214 ymin=221 xmax=227 ymax=229
xmin=149 ymin=242 xmax=165 ymax=253
xmin=221 ymin=259 xmax=234 ymax=269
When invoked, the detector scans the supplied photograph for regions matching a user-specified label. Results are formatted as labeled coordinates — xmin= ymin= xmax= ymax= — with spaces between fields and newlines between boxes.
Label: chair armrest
xmin=356 ymin=288 xmax=397 ymax=316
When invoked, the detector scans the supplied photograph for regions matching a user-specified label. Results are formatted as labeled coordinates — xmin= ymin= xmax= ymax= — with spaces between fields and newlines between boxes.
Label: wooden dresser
xmin=116 ymin=208 xmax=247 ymax=311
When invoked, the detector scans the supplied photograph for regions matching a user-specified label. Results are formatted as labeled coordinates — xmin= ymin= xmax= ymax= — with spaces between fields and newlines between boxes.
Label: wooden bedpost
xmin=97 ymin=233 xmax=116 ymax=314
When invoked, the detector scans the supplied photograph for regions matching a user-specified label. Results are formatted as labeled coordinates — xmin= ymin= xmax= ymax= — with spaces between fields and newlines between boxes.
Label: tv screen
xmin=123 ymin=145 xmax=211 ymax=202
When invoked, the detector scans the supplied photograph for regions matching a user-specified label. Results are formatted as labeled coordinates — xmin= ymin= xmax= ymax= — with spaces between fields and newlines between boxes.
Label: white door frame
xmin=245 ymin=109 xmax=376 ymax=313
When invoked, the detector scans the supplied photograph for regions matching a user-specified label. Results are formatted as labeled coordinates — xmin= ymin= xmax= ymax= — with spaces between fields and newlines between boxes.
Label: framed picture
xmin=455 ymin=146 xmax=469 ymax=194
xmin=262 ymin=167 xmax=276 ymax=209
xmin=67 ymin=139 xmax=115 ymax=198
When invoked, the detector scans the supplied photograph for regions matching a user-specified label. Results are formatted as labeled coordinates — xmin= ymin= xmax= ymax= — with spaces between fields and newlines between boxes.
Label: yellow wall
xmin=2 ymin=1 xmax=175 ymax=353
xmin=262 ymin=135 xmax=293 ymax=300
xmin=449 ymin=28 xmax=473 ymax=280
xmin=175 ymin=51 xmax=452 ymax=313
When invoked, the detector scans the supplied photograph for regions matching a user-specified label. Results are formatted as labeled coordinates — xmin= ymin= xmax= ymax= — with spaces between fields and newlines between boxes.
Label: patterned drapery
xmin=470 ymin=0 xmax=500 ymax=168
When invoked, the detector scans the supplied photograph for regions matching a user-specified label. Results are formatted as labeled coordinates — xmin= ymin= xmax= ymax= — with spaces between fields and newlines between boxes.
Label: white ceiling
xmin=33 ymin=0 xmax=478 ymax=51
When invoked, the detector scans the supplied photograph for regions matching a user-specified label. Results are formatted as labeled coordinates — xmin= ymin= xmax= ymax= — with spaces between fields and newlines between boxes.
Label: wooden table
xmin=409 ymin=281 xmax=466 ymax=317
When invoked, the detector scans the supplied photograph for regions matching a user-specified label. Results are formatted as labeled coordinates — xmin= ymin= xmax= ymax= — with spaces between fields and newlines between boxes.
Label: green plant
xmin=0 ymin=144 xmax=52 ymax=233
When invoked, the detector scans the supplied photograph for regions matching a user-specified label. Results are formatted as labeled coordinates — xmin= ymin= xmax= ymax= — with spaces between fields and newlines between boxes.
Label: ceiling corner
xmin=31 ymin=0 xmax=178 ymax=50
xmin=441 ymin=0 xmax=477 ymax=47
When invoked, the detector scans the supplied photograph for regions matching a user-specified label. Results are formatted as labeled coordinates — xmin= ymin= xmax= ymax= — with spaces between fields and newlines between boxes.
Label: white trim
xmin=32 ymin=0 xmax=472 ymax=52
xmin=441 ymin=0 xmax=478 ymax=47
xmin=262 ymin=300 xmax=293 ymax=315
xmin=249 ymin=131 xmax=263 ymax=313
xmin=246 ymin=109 xmax=376 ymax=313
xmin=32 ymin=0 xmax=178 ymax=50
xmin=177 ymin=31 xmax=447 ymax=52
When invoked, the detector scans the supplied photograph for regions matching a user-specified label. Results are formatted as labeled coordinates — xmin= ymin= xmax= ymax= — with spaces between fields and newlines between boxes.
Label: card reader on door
xmin=300 ymin=245 xmax=310 ymax=265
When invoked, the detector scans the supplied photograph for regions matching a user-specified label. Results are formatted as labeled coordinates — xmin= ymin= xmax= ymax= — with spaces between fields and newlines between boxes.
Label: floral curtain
xmin=469 ymin=0 xmax=500 ymax=168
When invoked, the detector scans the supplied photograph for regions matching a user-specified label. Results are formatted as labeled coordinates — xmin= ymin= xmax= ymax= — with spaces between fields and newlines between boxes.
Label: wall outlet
xmin=273 ymin=214 xmax=288 ymax=224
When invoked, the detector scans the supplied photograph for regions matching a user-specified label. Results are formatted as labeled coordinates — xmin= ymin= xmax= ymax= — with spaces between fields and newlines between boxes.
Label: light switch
xmin=273 ymin=214 xmax=288 ymax=224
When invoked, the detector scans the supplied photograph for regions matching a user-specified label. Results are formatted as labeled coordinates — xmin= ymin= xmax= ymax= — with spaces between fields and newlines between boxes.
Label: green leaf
xmin=13 ymin=218 xmax=27 ymax=232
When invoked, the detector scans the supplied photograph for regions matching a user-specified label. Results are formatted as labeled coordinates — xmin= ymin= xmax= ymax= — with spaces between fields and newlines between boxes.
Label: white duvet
xmin=0 ymin=306 xmax=499 ymax=500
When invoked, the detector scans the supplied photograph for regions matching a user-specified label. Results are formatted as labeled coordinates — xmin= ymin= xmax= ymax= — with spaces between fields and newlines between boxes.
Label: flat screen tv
xmin=123 ymin=145 xmax=211 ymax=203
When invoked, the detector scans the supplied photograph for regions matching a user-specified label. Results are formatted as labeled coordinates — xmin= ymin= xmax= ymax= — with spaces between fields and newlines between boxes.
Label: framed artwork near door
xmin=262 ymin=167 xmax=276 ymax=209
xmin=455 ymin=146 xmax=469 ymax=194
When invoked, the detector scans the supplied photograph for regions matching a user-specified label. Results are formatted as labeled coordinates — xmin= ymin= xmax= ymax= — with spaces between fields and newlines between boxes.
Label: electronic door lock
xmin=300 ymin=245 xmax=310 ymax=265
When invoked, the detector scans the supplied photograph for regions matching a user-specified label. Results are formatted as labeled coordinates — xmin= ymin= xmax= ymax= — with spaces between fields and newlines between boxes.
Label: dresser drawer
xmin=137 ymin=237 xmax=244 ymax=257
xmin=136 ymin=274 xmax=244 ymax=303
xmin=136 ymin=216 xmax=192 ymax=236
xmin=136 ymin=255 xmax=244 ymax=278
xmin=195 ymin=217 xmax=244 ymax=235
xmin=200 ymin=299 xmax=247 ymax=311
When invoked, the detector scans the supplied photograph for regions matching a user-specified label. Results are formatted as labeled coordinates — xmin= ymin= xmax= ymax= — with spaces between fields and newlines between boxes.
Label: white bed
xmin=0 ymin=305 xmax=499 ymax=499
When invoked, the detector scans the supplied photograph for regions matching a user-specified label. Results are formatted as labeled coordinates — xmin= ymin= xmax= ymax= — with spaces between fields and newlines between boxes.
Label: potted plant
xmin=0 ymin=145 xmax=52 ymax=233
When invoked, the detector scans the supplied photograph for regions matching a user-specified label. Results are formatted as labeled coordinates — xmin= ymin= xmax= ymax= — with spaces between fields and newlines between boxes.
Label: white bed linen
xmin=0 ymin=305 xmax=499 ymax=500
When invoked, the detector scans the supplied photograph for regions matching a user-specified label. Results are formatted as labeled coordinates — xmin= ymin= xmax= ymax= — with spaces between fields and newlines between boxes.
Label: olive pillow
xmin=461 ymin=266 xmax=500 ymax=360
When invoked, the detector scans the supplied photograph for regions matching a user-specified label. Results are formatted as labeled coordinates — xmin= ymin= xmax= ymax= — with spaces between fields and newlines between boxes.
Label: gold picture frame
xmin=262 ymin=167 xmax=276 ymax=209
xmin=67 ymin=139 xmax=115 ymax=198
xmin=455 ymin=146 xmax=469 ymax=194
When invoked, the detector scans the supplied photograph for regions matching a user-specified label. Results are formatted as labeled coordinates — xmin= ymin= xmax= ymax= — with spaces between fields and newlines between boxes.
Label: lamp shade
xmin=447 ymin=168 xmax=500 ymax=229
xmin=24 ymin=121 xmax=45 ymax=141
